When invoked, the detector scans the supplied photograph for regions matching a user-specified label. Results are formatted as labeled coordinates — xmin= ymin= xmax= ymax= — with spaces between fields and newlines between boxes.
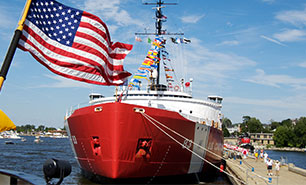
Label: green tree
xmin=222 ymin=117 xmax=232 ymax=128
xmin=242 ymin=116 xmax=251 ymax=124
xmin=37 ymin=125 xmax=45 ymax=132
xmin=280 ymin=119 xmax=293 ymax=128
xmin=248 ymin=118 xmax=263 ymax=133
xmin=270 ymin=120 xmax=280 ymax=130
xmin=273 ymin=126 xmax=295 ymax=147
xmin=294 ymin=117 xmax=306 ymax=148
xmin=240 ymin=116 xmax=263 ymax=133
xmin=231 ymin=131 xmax=239 ymax=137
xmin=222 ymin=123 xmax=230 ymax=137
xmin=25 ymin=124 xmax=35 ymax=131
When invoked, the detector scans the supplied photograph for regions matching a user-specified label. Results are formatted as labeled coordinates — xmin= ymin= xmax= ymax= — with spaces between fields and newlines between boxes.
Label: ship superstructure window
xmin=207 ymin=95 xmax=223 ymax=104
xmin=89 ymin=93 xmax=104 ymax=100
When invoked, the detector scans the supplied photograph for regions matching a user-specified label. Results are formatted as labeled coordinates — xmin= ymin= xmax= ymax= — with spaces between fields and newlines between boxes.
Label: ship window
xmin=179 ymin=110 xmax=182 ymax=113
xmin=190 ymin=110 xmax=192 ymax=114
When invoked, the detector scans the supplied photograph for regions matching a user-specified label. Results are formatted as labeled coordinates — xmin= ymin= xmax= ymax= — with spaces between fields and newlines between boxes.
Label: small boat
xmin=0 ymin=130 xmax=21 ymax=139
xmin=5 ymin=141 xmax=14 ymax=145
xmin=34 ymin=136 xmax=43 ymax=143
xmin=21 ymin=137 xmax=27 ymax=142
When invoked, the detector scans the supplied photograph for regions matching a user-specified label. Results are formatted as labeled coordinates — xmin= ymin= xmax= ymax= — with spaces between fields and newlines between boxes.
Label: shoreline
xmin=265 ymin=147 xmax=306 ymax=152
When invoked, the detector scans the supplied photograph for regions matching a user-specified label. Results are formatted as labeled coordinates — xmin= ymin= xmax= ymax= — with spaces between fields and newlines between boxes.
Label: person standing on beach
xmin=266 ymin=158 xmax=273 ymax=176
xmin=254 ymin=149 xmax=259 ymax=162
xmin=275 ymin=160 xmax=280 ymax=176
xmin=264 ymin=152 xmax=268 ymax=163
xmin=260 ymin=149 xmax=264 ymax=162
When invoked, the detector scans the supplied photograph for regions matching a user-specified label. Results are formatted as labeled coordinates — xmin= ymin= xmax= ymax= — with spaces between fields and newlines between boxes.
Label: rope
xmin=140 ymin=112 xmax=247 ymax=184
xmin=143 ymin=113 xmax=223 ymax=160
xmin=142 ymin=112 xmax=270 ymax=183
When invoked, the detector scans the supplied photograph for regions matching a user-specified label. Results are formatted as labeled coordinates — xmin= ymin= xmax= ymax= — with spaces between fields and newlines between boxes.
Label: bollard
xmin=240 ymin=160 xmax=242 ymax=165
xmin=252 ymin=167 xmax=254 ymax=172
xmin=268 ymin=177 xmax=272 ymax=183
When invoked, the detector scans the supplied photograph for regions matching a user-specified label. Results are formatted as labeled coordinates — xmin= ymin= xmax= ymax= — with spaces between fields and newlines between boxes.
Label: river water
xmin=0 ymin=136 xmax=229 ymax=185
xmin=265 ymin=150 xmax=306 ymax=169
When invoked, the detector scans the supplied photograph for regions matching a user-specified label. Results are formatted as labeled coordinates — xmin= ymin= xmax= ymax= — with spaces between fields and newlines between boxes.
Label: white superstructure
xmin=88 ymin=89 xmax=223 ymax=130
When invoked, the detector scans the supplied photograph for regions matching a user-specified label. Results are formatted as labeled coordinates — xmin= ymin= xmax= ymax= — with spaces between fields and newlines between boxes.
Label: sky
xmin=1 ymin=0 xmax=306 ymax=128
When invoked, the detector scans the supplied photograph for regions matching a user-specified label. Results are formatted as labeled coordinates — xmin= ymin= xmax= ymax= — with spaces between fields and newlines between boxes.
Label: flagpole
xmin=0 ymin=0 xmax=32 ymax=92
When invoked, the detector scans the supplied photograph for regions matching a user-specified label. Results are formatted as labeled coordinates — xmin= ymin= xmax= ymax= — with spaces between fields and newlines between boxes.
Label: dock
xmin=225 ymin=156 xmax=306 ymax=185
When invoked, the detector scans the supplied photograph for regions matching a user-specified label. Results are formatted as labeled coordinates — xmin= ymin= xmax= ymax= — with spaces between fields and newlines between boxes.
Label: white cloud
xmin=245 ymin=69 xmax=306 ymax=88
xmin=226 ymin=96 xmax=301 ymax=109
xmin=226 ymin=22 xmax=233 ymax=27
xmin=260 ymin=35 xmax=286 ymax=46
xmin=180 ymin=38 xmax=256 ymax=82
xmin=180 ymin=14 xmax=205 ymax=24
xmin=216 ymin=40 xmax=239 ymax=46
xmin=273 ymin=29 xmax=306 ymax=42
xmin=298 ymin=61 xmax=306 ymax=68
xmin=83 ymin=0 xmax=143 ymax=27
xmin=275 ymin=7 xmax=306 ymax=26
xmin=225 ymin=95 xmax=306 ymax=123
xmin=33 ymin=75 xmax=91 ymax=88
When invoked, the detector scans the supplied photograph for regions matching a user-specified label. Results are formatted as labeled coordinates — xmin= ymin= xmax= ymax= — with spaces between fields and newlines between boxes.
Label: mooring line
xmin=141 ymin=112 xmax=247 ymax=185
xmin=142 ymin=112 xmax=270 ymax=183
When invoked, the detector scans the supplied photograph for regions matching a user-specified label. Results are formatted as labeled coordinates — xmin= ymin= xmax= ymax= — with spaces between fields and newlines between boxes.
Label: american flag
xmin=18 ymin=0 xmax=132 ymax=85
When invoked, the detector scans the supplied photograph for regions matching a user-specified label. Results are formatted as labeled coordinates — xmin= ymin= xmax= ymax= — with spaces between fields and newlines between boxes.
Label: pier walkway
xmin=226 ymin=157 xmax=306 ymax=185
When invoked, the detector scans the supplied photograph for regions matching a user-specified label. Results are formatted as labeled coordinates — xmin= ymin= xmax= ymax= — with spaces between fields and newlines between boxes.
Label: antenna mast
xmin=136 ymin=0 xmax=183 ymax=85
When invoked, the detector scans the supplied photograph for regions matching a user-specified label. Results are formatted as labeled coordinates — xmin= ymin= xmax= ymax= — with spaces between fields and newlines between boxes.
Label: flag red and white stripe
xmin=18 ymin=0 xmax=132 ymax=85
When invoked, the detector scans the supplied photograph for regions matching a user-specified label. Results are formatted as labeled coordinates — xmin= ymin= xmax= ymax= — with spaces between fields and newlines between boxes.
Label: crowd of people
xmin=254 ymin=149 xmax=281 ymax=176
xmin=224 ymin=144 xmax=281 ymax=177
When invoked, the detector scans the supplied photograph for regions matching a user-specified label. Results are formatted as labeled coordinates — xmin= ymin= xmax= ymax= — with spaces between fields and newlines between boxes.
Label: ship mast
xmin=135 ymin=0 xmax=183 ymax=86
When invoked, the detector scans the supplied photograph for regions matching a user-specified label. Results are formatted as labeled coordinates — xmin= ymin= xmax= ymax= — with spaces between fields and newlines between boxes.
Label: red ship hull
xmin=66 ymin=102 xmax=223 ymax=180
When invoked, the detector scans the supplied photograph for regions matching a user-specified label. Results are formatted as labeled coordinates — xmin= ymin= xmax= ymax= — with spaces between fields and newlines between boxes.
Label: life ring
xmin=174 ymin=85 xmax=179 ymax=91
